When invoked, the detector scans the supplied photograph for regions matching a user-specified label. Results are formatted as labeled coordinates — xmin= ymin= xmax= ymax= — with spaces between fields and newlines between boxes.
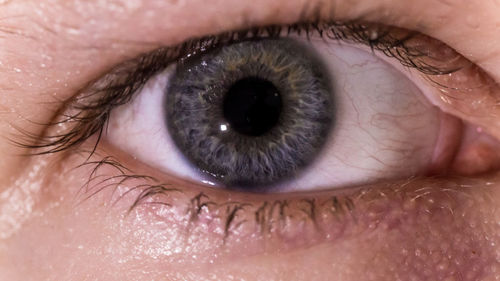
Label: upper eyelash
xmin=14 ymin=20 xmax=462 ymax=156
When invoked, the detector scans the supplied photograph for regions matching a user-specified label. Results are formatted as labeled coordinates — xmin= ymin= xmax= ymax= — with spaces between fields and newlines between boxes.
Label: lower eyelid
xmin=68 ymin=145 xmax=497 ymax=265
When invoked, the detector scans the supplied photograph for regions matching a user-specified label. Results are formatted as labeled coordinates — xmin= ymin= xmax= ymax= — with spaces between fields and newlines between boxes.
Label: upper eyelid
xmin=14 ymin=21 xmax=471 ymax=157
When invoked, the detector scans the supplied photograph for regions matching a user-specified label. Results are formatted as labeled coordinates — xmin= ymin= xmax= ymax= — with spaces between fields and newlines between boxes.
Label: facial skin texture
xmin=1 ymin=0 xmax=500 ymax=280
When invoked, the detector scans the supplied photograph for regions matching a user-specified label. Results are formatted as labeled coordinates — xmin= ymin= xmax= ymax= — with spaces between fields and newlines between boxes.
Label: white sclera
xmin=106 ymin=37 xmax=441 ymax=192
xmin=106 ymin=65 xmax=216 ymax=185
xmin=281 ymin=37 xmax=440 ymax=191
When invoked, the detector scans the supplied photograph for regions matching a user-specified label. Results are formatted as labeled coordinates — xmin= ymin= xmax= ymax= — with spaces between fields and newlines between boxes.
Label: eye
xmin=103 ymin=23 xmax=497 ymax=193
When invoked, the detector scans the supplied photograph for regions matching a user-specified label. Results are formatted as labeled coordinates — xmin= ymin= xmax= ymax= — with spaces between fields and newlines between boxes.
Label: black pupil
xmin=223 ymin=77 xmax=282 ymax=136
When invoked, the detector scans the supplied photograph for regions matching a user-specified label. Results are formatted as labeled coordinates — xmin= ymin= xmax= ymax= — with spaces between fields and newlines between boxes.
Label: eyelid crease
xmin=14 ymin=21 xmax=465 ymax=158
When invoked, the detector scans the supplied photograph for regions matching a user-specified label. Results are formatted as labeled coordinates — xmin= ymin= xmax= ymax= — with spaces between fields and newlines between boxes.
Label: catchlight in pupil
xmin=223 ymin=77 xmax=282 ymax=137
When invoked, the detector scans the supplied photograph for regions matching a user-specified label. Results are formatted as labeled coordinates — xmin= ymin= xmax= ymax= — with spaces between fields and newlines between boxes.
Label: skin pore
xmin=1 ymin=0 xmax=500 ymax=280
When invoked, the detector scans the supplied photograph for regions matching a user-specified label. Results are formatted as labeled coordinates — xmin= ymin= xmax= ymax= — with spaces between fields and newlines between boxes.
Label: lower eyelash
xmin=76 ymin=154 xmax=355 ymax=241
xmin=18 ymin=146 xmax=495 ymax=278
xmin=74 ymin=152 xmax=486 ymax=248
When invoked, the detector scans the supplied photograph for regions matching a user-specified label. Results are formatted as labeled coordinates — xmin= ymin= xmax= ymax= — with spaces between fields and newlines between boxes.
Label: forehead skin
xmin=1 ymin=0 xmax=500 ymax=280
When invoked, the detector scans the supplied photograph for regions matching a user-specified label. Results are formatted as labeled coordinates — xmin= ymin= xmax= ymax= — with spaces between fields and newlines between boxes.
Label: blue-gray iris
xmin=165 ymin=38 xmax=334 ymax=190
